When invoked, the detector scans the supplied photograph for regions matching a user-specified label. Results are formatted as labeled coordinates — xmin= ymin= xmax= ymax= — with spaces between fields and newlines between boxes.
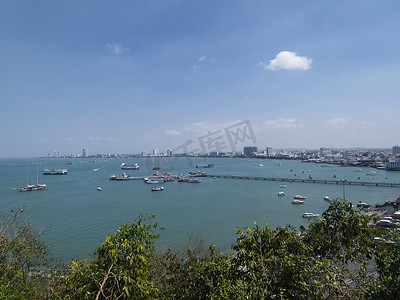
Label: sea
xmin=1 ymin=157 xmax=400 ymax=264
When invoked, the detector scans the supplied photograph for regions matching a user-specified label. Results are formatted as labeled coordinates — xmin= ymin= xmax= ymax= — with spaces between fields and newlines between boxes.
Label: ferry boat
xmin=195 ymin=163 xmax=214 ymax=168
xmin=43 ymin=168 xmax=67 ymax=175
xmin=109 ymin=173 xmax=131 ymax=180
xmin=188 ymin=171 xmax=207 ymax=177
xmin=120 ymin=163 xmax=139 ymax=170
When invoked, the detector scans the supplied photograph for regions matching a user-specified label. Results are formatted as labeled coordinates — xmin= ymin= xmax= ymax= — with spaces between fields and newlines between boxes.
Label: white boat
xmin=43 ymin=168 xmax=67 ymax=175
xmin=277 ymin=192 xmax=285 ymax=197
xmin=97 ymin=187 xmax=102 ymax=191
xmin=303 ymin=212 xmax=320 ymax=218
xmin=292 ymin=199 xmax=305 ymax=204
xmin=280 ymin=184 xmax=287 ymax=188
xmin=120 ymin=163 xmax=139 ymax=170
xmin=145 ymin=179 xmax=164 ymax=184
xmin=324 ymin=196 xmax=330 ymax=201
xmin=294 ymin=195 xmax=307 ymax=200
xmin=13 ymin=164 xmax=46 ymax=192
xmin=151 ymin=186 xmax=164 ymax=191
xmin=259 ymin=164 xmax=264 ymax=167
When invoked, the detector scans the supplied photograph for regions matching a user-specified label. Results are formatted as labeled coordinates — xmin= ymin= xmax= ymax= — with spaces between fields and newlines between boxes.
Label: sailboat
xmin=13 ymin=163 xmax=46 ymax=192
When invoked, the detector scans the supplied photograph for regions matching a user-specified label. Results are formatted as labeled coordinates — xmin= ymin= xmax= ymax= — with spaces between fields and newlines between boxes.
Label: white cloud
xmin=327 ymin=118 xmax=348 ymax=129
xmin=164 ymin=129 xmax=182 ymax=137
xmin=259 ymin=51 xmax=312 ymax=71
xmin=105 ymin=43 xmax=130 ymax=54
xmin=263 ymin=118 xmax=305 ymax=129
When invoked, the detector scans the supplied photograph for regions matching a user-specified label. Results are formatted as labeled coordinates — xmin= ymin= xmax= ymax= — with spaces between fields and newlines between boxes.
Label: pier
xmin=206 ymin=174 xmax=400 ymax=187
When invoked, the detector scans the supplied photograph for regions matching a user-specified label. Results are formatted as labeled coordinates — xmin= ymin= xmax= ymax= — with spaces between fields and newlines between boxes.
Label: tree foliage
xmin=0 ymin=208 xmax=54 ymax=299
xmin=2 ymin=199 xmax=400 ymax=299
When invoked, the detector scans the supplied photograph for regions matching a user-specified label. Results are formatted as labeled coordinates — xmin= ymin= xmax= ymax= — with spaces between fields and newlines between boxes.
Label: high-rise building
xmin=393 ymin=145 xmax=400 ymax=157
xmin=83 ymin=147 xmax=88 ymax=158
xmin=320 ymin=147 xmax=331 ymax=156
xmin=265 ymin=147 xmax=274 ymax=157
xmin=244 ymin=146 xmax=257 ymax=156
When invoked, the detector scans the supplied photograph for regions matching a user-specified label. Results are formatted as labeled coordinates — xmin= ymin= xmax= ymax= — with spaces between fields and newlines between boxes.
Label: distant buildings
xmin=320 ymin=147 xmax=331 ymax=156
xmin=244 ymin=146 xmax=257 ymax=156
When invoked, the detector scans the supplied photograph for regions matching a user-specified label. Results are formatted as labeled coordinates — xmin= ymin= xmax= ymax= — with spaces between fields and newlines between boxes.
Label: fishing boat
xmin=13 ymin=164 xmax=46 ymax=192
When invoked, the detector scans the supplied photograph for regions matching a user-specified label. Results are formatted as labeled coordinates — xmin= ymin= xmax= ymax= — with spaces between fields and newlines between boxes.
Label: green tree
xmin=62 ymin=213 xmax=163 ymax=299
xmin=0 ymin=208 xmax=54 ymax=299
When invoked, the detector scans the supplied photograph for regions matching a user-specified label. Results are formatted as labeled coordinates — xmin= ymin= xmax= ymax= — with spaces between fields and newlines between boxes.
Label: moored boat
xmin=43 ymin=168 xmax=67 ymax=175
xmin=324 ymin=196 xmax=330 ymax=201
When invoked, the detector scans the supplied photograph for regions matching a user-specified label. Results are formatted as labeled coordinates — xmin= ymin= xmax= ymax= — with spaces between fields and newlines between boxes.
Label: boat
xmin=151 ymin=186 xmax=164 ymax=191
xmin=277 ymin=192 xmax=285 ymax=197
xmin=196 ymin=163 xmax=214 ymax=168
xmin=43 ymin=168 xmax=67 ymax=175
xmin=324 ymin=196 xmax=330 ymax=201
xmin=357 ymin=202 xmax=373 ymax=208
xmin=152 ymin=167 xmax=160 ymax=170
xmin=354 ymin=168 xmax=363 ymax=172
xmin=259 ymin=164 xmax=264 ymax=167
xmin=303 ymin=212 xmax=320 ymax=218
xmin=292 ymin=199 xmax=305 ymax=204
xmin=13 ymin=164 xmax=46 ymax=192
xmin=120 ymin=163 xmax=139 ymax=170
xmin=188 ymin=171 xmax=207 ymax=177
xmin=145 ymin=178 xmax=164 ymax=184
xmin=109 ymin=173 xmax=131 ymax=180
xmin=97 ymin=187 xmax=102 ymax=191
xmin=280 ymin=184 xmax=287 ymax=188
xmin=294 ymin=195 xmax=307 ymax=200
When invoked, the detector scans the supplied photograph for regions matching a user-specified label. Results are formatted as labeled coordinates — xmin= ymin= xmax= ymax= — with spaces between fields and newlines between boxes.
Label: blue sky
xmin=1 ymin=1 xmax=400 ymax=157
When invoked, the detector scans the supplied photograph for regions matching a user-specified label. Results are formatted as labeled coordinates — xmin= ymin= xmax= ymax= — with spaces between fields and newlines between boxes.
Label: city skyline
xmin=1 ymin=1 xmax=400 ymax=158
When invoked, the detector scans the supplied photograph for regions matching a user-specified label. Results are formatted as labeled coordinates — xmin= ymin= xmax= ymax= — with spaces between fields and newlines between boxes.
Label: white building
xmin=393 ymin=145 xmax=400 ymax=157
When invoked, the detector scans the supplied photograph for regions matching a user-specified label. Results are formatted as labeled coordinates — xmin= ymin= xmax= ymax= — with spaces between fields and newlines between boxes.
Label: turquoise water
xmin=1 ymin=157 xmax=400 ymax=263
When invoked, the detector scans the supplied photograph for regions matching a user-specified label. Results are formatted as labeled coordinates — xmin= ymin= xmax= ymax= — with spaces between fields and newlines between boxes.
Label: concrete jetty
xmin=206 ymin=174 xmax=400 ymax=187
